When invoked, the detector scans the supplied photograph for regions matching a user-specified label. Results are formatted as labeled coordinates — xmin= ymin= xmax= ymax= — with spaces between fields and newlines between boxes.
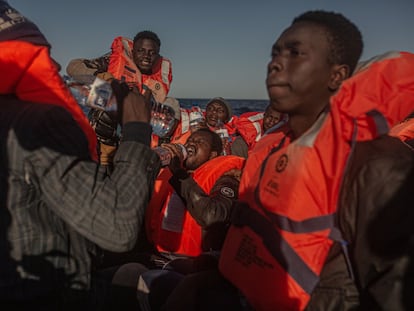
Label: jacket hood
xmin=0 ymin=1 xmax=50 ymax=47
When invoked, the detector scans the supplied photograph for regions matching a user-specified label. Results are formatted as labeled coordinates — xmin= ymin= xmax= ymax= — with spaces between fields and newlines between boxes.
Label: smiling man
xmin=204 ymin=97 xmax=237 ymax=155
xmin=66 ymin=30 xmax=172 ymax=104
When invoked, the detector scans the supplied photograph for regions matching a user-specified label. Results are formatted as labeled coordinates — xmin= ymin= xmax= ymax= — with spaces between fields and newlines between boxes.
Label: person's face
xmin=266 ymin=21 xmax=340 ymax=116
xmin=262 ymin=106 xmax=281 ymax=132
xmin=132 ymin=38 xmax=160 ymax=75
xmin=184 ymin=131 xmax=217 ymax=171
xmin=205 ymin=102 xmax=229 ymax=127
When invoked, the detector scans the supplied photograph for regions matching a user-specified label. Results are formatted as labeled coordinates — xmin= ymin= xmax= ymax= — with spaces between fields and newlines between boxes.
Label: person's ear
xmin=328 ymin=64 xmax=350 ymax=92
xmin=209 ymin=151 xmax=218 ymax=159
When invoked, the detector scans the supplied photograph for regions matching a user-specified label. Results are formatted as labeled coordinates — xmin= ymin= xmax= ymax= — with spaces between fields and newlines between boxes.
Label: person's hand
xmin=160 ymin=143 xmax=186 ymax=174
xmin=88 ymin=109 xmax=119 ymax=146
xmin=96 ymin=71 xmax=115 ymax=82
xmin=223 ymin=168 xmax=243 ymax=181
xmin=111 ymin=80 xmax=152 ymax=125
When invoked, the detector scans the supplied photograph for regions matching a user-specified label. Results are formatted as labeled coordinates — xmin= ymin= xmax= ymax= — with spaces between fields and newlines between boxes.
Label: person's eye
xmin=290 ymin=48 xmax=300 ymax=56
xmin=271 ymin=46 xmax=280 ymax=58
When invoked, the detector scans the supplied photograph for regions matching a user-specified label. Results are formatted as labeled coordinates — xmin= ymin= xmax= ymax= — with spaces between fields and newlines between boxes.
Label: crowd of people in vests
xmin=1 ymin=1 xmax=414 ymax=310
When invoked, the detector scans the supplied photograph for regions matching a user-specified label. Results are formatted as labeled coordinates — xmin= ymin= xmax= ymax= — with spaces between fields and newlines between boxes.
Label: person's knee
xmin=112 ymin=262 xmax=149 ymax=287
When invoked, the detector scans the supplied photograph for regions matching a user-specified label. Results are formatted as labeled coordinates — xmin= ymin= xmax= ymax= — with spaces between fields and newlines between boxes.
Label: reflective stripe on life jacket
xmin=108 ymin=36 xmax=172 ymax=103
xmin=0 ymin=41 xmax=97 ymax=161
xmin=220 ymin=111 xmax=353 ymax=310
xmin=146 ymin=155 xmax=245 ymax=257
xmin=219 ymin=51 xmax=414 ymax=311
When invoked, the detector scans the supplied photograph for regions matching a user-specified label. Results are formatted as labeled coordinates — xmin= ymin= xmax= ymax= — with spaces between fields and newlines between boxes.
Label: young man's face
xmin=132 ymin=38 xmax=160 ymax=74
xmin=266 ymin=21 xmax=335 ymax=116
xmin=205 ymin=102 xmax=229 ymax=127
xmin=184 ymin=130 xmax=216 ymax=171
xmin=262 ymin=106 xmax=281 ymax=132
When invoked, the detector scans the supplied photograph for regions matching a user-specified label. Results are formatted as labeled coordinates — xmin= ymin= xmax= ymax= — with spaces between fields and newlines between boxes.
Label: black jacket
xmin=307 ymin=135 xmax=414 ymax=311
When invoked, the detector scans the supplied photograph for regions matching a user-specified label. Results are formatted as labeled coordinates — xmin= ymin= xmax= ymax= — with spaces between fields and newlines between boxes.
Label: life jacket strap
xmin=329 ymin=227 xmax=355 ymax=281
xmin=366 ymin=109 xmax=389 ymax=136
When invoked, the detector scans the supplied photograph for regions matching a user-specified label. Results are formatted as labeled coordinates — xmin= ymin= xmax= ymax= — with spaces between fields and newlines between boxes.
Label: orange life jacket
xmin=389 ymin=117 xmax=414 ymax=142
xmin=0 ymin=41 xmax=97 ymax=161
xmin=234 ymin=111 xmax=264 ymax=150
xmin=107 ymin=36 xmax=172 ymax=103
xmin=219 ymin=51 xmax=414 ymax=311
xmin=146 ymin=155 xmax=245 ymax=257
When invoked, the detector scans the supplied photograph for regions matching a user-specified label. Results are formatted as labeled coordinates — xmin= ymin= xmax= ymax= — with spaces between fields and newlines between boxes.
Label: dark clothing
xmin=230 ymin=136 xmax=249 ymax=159
xmin=162 ymin=269 xmax=244 ymax=311
xmin=0 ymin=96 xmax=160 ymax=304
xmin=307 ymin=135 xmax=414 ymax=311
xmin=135 ymin=167 xmax=241 ymax=310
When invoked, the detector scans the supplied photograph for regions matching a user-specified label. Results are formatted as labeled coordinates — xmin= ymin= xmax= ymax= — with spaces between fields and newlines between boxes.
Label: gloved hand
xmin=88 ymin=109 xmax=119 ymax=146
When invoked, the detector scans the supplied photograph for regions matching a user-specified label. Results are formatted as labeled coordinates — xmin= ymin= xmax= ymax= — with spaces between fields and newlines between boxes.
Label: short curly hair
xmin=193 ymin=128 xmax=223 ymax=155
xmin=133 ymin=30 xmax=161 ymax=48
xmin=292 ymin=10 xmax=363 ymax=74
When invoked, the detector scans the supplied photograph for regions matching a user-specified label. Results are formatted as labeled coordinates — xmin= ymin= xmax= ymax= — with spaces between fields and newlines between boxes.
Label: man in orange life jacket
xmin=66 ymin=30 xmax=172 ymax=103
xmin=67 ymin=30 xmax=173 ymax=166
xmin=204 ymin=97 xmax=237 ymax=154
xmin=231 ymin=104 xmax=282 ymax=158
xmin=138 ymin=128 xmax=245 ymax=310
xmin=0 ymin=2 xmax=160 ymax=310
xmin=146 ymin=128 xmax=244 ymax=262
xmin=162 ymin=11 xmax=414 ymax=311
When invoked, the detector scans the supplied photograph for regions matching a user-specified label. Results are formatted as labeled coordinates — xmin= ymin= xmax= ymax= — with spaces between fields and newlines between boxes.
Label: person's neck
xmin=287 ymin=106 xmax=328 ymax=140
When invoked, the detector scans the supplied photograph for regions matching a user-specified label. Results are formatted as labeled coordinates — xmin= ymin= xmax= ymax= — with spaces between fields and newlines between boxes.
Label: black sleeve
xmin=83 ymin=53 xmax=111 ymax=74
xmin=169 ymin=172 xmax=240 ymax=228
xmin=230 ymin=136 xmax=248 ymax=159
xmin=339 ymin=136 xmax=414 ymax=310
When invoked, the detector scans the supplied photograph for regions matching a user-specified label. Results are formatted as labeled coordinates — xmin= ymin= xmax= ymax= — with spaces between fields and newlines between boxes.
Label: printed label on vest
xmin=161 ymin=192 xmax=186 ymax=232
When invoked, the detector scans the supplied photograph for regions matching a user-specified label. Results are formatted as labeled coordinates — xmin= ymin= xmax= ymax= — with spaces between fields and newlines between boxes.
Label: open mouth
xmin=208 ymin=118 xmax=217 ymax=126
xmin=186 ymin=146 xmax=196 ymax=156
xmin=140 ymin=60 xmax=151 ymax=67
